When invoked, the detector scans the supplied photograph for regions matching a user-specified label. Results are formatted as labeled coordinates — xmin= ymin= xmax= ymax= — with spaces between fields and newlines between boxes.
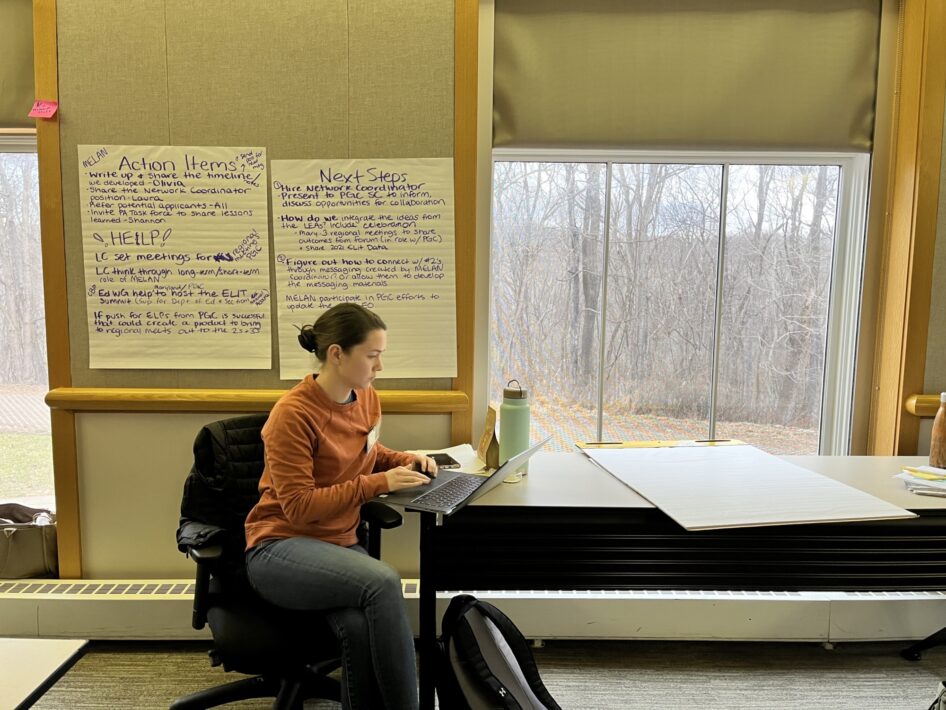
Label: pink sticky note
xmin=28 ymin=100 xmax=59 ymax=119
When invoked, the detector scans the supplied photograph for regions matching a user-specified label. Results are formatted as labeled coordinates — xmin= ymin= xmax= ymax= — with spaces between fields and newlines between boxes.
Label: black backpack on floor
xmin=437 ymin=594 xmax=562 ymax=710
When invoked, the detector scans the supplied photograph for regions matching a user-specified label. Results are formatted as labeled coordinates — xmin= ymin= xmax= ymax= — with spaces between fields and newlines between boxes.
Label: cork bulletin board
xmin=55 ymin=0 xmax=455 ymax=390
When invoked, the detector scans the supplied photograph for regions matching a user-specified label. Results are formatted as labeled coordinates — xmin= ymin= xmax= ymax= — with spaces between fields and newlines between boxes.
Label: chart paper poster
xmin=78 ymin=145 xmax=271 ymax=368
xmin=271 ymin=158 xmax=457 ymax=379
xmin=583 ymin=444 xmax=915 ymax=531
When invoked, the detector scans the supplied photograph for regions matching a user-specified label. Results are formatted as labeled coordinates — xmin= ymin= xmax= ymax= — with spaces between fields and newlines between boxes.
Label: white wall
xmin=75 ymin=411 xmax=450 ymax=578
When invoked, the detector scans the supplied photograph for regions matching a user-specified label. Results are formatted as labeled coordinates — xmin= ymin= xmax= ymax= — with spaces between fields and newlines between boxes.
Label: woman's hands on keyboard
xmin=410 ymin=453 xmax=439 ymax=475
xmin=384 ymin=466 xmax=431 ymax=491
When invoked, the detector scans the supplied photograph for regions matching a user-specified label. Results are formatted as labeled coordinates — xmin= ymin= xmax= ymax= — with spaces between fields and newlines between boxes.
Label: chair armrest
xmin=186 ymin=544 xmax=224 ymax=631
xmin=361 ymin=501 xmax=402 ymax=529
xmin=176 ymin=519 xmax=228 ymax=554
xmin=189 ymin=545 xmax=223 ymax=563
xmin=360 ymin=502 xmax=402 ymax=559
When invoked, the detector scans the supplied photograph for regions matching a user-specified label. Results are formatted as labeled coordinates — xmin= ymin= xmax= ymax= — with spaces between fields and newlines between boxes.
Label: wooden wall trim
xmin=49 ymin=409 xmax=80 ymax=579
xmin=34 ymin=0 xmax=82 ymax=578
xmin=850 ymin=0 xmax=900 ymax=455
xmin=869 ymin=0 xmax=946 ymax=454
xmin=45 ymin=387 xmax=469 ymax=413
xmin=33 ymin=0 xmax=69 ymax=391
xmin=451 ymin=0 xmax=478 ymax=445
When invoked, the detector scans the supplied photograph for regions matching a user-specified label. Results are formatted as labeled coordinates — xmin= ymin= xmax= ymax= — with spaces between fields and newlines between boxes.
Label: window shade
xmin=493 ymin=0 xmax=880 ymax=150
xmin=0 ymin=0 xmax=34 ymax=128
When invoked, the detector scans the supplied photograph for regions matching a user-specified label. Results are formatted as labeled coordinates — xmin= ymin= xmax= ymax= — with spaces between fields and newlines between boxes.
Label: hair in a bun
xmin=297 ymin=324 xmax=319 ymax=355
xmin=297 ymin=303 xmax=387 ymax=364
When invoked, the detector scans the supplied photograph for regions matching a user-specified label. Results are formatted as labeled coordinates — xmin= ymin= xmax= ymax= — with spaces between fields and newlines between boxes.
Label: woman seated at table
xmin=245 ymin=302 xmax=437 ymax=710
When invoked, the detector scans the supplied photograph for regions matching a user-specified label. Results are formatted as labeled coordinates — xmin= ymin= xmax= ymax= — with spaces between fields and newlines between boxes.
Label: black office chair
xmin=172 ymin=413 xmax=403 ymax=709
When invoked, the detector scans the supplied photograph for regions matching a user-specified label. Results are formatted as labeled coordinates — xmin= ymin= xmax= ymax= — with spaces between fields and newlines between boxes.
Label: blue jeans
xmin=246 ymin=536 xmax=418 ymax=710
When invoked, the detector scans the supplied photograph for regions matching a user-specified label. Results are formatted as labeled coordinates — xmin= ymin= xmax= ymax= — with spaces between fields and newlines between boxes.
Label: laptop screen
xmin=468 ymin=435 xmax=552 ymax=503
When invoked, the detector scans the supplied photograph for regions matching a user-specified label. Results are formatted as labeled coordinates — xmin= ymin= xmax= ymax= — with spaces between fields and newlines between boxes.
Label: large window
xmin=0 ymin=135 xmax=53 ymax=507
xmin=490 ymin=152 xmax=868 ymax=455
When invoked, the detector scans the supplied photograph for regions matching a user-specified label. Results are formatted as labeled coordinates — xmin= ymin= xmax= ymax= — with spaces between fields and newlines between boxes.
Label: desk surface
xmin=0 ymin=638 xmax=87 ymax=709
xmin=472 ymin=452 xmax=938 ymax=510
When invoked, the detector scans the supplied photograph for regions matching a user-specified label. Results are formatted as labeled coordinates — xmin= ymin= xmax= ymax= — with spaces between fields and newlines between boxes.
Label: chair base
xmin=170 ymin=670 xmax=342 ymax=710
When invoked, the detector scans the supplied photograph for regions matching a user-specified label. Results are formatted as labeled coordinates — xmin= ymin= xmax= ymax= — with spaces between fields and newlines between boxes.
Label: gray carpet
xmin=33 ymin=640 xmax=946 ymax=709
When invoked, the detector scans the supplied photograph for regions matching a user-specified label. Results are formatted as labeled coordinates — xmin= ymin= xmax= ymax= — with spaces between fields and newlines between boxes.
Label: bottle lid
xmin=503 ymin=379 xmax=528 ymax=399
xmin=941 ymin=392 xmax=946 ymax=403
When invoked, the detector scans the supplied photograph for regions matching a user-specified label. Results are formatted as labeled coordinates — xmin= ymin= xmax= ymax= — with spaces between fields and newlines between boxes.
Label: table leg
xmin=419 ymin=511 xmax=436 ymax=710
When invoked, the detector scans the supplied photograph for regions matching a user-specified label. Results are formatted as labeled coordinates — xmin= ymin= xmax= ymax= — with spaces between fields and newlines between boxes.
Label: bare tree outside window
xmin=0 ymin=150 xmax=54 ymax=507
xmin=490 ymin=162 xmax=605 ymax=447
xmin=490 ymin=159 xmax=843 ymax=455
xmin=603 ymin=164 xmax=721 ymax=441
xmin=715 ymin=165 xmax=839 ymax=453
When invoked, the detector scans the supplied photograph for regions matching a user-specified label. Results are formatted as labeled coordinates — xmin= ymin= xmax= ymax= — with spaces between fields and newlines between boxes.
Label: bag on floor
xmin=437 ymin=593 xmax=561 ymax=710
xmin=0 ymin=502 xmax=58 ymax=579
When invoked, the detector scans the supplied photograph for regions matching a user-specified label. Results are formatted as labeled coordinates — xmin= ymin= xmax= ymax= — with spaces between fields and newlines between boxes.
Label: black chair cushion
xmin=207 ymin=580 xmax=339 ymax=675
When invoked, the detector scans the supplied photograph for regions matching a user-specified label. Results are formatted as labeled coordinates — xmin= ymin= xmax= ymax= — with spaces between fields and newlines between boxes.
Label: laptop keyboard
xmin=411 ymin=475 xmax=482 ymax=508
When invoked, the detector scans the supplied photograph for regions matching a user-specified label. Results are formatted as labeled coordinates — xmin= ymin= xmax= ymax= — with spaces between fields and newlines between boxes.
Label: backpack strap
xmin=441 ymin=593 xmax=478 ymax=644
xmin=443 ymin=594 xmax=526 ymax=708
xmin=450 ymin=616 xmax=522 ymax=708
xmin=438 ymin=594 xmax=478 ymax=710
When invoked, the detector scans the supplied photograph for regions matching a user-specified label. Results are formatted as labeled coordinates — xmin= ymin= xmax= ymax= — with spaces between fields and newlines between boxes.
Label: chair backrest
xmin=179 ymin=413 xmax=269 ymax=563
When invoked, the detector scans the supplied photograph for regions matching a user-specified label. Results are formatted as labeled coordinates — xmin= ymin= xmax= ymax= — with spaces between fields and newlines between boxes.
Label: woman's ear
xmin=326 ymin=343 xmax=342 ymax=364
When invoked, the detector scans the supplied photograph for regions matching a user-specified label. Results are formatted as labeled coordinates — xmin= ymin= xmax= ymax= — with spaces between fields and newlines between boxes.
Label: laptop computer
xmin=376 ymin=436 xmax=552 ymax=516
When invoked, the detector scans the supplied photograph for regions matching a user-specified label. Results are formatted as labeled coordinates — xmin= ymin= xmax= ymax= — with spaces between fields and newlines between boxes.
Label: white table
xmin=472 ymin=452 xmax=938 ymax=510
xmin=784 ymin=455 xmax=937 ymax=509
xmin=0 ymin=638 xmax=87 ymax=709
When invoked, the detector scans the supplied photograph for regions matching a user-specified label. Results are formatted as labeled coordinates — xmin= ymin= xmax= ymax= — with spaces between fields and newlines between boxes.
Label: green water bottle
xmin=499 ymin=380 xmax=530 ymax=481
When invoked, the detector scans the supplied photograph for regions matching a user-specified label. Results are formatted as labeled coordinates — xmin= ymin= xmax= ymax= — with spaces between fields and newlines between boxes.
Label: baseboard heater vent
xmin=3 ymin=580 xmax=946 ymax=642
xmin=0 ymin=580 xmax=194 ymax=597
xmin=437 ymin=589 xmax=946 ymax=599
xmin=5 ymin=581 xmax=945 ymax=601
xmin=844 ymin=590 xmax=946 ymax=599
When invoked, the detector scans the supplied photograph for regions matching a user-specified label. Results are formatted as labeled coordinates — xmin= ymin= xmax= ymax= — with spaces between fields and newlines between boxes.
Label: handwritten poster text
xmin=270 ymin=158 xmax=457 ymax=379
xmin=78 ymin=145 xmax=271 ymax=368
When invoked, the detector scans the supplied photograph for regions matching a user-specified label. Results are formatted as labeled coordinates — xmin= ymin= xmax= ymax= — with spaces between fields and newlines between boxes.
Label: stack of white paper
xmin=896 ymin=465 xmax=946 ymax=498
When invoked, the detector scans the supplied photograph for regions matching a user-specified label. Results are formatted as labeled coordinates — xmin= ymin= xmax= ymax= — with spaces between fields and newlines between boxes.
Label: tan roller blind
xmin=494 ymin=0 xmax=880 ymax=150
xmin=0 ymin=0 xmax=34 ymax=128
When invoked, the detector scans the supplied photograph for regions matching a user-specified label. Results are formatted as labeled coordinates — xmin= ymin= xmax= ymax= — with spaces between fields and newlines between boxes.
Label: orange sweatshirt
xmin=244 ymin=375 xmax=414 ymax=550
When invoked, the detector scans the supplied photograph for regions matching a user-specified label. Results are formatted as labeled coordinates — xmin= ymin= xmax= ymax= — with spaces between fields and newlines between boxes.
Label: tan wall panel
xmin=76 ymin=411 xmax=449 ymax=577
xmin=0 ymin=0 xmax=36 ymax=127
xmin=349 ymin=0 xmax=454 ymax=157
xmin=164 ymin=0 xmax=349 ymax=158
xmin=57 ymin=0 xmax=171 ymax=387
xmin=55 ymin=0 xmax=455 ymax=390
